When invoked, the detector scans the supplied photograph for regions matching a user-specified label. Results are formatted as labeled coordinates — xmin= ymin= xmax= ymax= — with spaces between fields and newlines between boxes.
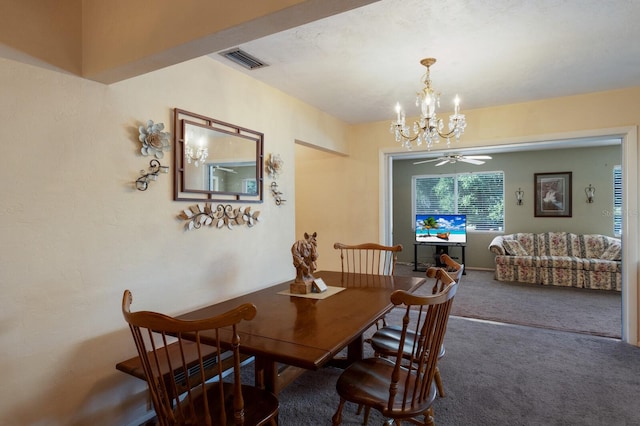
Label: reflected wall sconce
xmin=515 ymin=187 xmax=524 ymax=205
xmin=136 ymin=159 xmax=169 ymax=191
xmin=585 ymin=184 xmax=595 ymax=203
xmin=185 ymin=138 xmax=208 ymax=167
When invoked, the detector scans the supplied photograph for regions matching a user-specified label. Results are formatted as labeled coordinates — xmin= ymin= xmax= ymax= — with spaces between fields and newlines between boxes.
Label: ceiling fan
xmin=413 ymin=153 xmax=492 ymax=166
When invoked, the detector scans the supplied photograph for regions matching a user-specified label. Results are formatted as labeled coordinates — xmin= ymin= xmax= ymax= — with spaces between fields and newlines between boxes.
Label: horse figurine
xmin=291 ymin=232 xmax=318 ymax=284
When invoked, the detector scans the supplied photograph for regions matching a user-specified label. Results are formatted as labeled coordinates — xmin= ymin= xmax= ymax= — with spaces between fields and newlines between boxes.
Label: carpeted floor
xmin=276 ymin=316 xmax=640 ymax=425
xmin=246 ymin=267 xmax=636 ymax=425
xmin=396 ymin=263 xmax=622 ymax=338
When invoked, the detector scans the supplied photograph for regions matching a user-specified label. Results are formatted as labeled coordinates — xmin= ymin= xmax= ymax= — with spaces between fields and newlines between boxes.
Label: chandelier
xmin=185 ymin=140 xmax=208 ymax=167
xmin=391 ymin=58 xmax=467 ymax=150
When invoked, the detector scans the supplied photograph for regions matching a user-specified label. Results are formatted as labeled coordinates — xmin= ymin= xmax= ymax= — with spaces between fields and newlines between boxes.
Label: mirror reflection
xmin=173 ymin=108 xmax=263 ymax=203
xmin=183 ymin=121 xmax=258 ymax=194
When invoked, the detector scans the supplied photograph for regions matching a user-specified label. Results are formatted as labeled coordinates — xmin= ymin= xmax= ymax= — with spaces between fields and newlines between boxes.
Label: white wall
xmin=0 ymin=56 xmax=348 ymax=425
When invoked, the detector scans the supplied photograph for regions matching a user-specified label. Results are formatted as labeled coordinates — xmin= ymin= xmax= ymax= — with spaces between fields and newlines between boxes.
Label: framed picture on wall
xmin=534 ymin=171 xmax=572 ymax=217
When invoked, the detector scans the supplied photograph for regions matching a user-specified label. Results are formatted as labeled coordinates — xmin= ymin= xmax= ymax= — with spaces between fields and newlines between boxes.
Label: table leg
xmin=254 ymin=356 xmax=306 ymax=396
xmin=254 ymin=356 xmax=277 ymax=394
xmin=347 ymin=334 xmax=364 ymax=363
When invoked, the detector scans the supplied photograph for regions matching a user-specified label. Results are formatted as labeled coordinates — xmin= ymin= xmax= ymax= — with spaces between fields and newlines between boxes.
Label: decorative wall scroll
xmin=178 ymin=203 xmax=261 ymax=230
xmin=534 ymin=171 xmax=572 ymax=217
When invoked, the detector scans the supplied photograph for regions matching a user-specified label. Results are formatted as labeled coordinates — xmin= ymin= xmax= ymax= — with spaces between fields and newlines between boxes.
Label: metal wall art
xmin=270 ymin=182 xmax=286 ymax=205
xmin=139 ymin=120 xmax=171 ymax=158
xmin=178 ymin=203 xmax=261 ymax=230
xmin=265 ymin=153 xmax=284 ymax=179
xmin=136 ymin=159 xmax=169 ymax=191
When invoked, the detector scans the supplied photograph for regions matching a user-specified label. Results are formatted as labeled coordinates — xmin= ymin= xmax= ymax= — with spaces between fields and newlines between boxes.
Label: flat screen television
xmin=415 ymin=214 xmax=467 ymax=244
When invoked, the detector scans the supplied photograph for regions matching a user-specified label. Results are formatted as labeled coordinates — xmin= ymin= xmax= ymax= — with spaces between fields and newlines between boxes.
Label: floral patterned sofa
xmin=489 ymin=232 xmax=621 ymax=291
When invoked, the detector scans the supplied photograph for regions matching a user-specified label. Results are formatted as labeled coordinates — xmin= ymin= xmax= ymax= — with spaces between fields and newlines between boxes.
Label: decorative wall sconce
xmin=585 ymin=184 xmax=595 ymax=203
xmin=270 ymin=182 xmax=286 ymax=205
xmin=178 ymin=203 xmax=261 ymax=230
xmin=136 ymin=159 xmax=169 ymax=191
xmin=515 ymin=188 xmax=524 ymax=205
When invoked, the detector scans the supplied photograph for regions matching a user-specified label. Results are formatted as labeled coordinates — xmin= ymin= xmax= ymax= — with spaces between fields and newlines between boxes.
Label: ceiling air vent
xmin=219 ymin=48 xmax=268 ymax=70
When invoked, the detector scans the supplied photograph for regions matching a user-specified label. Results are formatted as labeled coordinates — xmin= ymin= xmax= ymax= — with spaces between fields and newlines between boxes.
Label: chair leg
xmin=363 ymin=406 xmax=371 ymax=425
xmin=424 ymin=407 xmax=435 ymax=426
xmin=434 ymin=367 xmax=445 ymax=397
xmin=332 ymin=398 xmax=346 ymax=425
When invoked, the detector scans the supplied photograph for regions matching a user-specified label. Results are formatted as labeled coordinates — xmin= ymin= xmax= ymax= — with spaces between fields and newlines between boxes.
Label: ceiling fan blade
xmin=413 ymin=158 xmax=444 ymax=165
xmin=459 ymin=158 xmax=485 ymax=165
xmin=435 ymin=159 xmax=450 ymax=166
xmin=214 ymin=166 xmax=238 ymax=173
xmin=465 ymin=155 xmax=492 ymax=160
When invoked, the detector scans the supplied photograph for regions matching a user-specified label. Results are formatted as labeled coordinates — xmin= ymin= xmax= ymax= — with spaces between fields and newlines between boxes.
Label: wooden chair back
xmin=332 ymin=268 xmax=458 ymax=425
xmin=121 ymin=290 xmax=278 ymax=426
xmin=385 ymin=268 xmax=457 ymax=420
xmin=333 ymin=242 xmax=403 ymax=276
xmin=432 ymin=253 xmax=464 ymax=292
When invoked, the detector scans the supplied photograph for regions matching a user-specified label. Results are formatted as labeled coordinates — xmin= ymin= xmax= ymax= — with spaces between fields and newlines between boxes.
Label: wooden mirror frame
xmin=173 ymin=108 xmax=264 ymax=203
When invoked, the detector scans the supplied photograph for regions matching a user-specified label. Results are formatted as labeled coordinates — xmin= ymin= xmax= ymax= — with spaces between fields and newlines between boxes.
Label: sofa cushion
xmin=600 ymin=242 xmax=622 ymax=261
xmin=538 ymin=232 xmax=570 ymax=256
xmin=502 ymin=239 xmax=529 ymax=256
xmin=536 ymin=256 xmax=584 ymax=270
xmin=512 ymin=233 xmax=537 ymax=255
xmin=581 ymin=259 xmax=621 ymax=273
xmin=580 ymin=234 xmax=610 ymax=258
xmin=494 ymin=255 xmax=536 ymax=267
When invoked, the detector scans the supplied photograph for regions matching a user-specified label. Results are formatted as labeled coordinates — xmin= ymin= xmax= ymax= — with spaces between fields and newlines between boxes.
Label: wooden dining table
xmin=176 ymin=270 xmax=426 ymax=394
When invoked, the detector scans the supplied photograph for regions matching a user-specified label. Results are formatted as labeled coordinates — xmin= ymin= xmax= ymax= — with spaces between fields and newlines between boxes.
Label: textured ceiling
xmin=209 ymin=0 xmax=640 ymax=124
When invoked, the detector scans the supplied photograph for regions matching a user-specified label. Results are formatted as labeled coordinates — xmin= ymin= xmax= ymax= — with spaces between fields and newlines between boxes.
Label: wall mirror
xmin=173 ymin=108 xmax=263 ymax=202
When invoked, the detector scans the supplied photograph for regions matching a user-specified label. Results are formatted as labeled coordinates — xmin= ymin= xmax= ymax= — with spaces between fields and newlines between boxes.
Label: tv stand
xmin=413 ymin=242 xmax=466 ymax=273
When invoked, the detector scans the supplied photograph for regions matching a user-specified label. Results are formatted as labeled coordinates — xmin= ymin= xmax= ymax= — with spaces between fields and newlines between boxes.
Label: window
xmin=413 ymin=171 xmax=504 ymax=231
xmin=613 ymin=165 xmax=622 ymax=237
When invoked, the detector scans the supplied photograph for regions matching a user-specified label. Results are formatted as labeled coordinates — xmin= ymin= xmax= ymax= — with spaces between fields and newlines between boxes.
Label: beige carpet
xmin=395 ymin=263 xmax=622 ymax=338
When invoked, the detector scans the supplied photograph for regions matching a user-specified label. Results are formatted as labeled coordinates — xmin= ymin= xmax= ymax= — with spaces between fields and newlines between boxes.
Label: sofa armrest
xmin=489 ymin=235 xmax=506 ymax=255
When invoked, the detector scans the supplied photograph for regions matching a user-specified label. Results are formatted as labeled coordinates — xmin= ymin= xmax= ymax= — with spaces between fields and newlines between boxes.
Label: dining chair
xmin=333 ymin=242 xmax=403 ymax=329
xmin=369 ymin=254 xmax=464 ymax=398
xmin=331 ymin=268 xmax=458 ymax=426
xmin=121 ymin=290 xmax=279 ymax=426
xmin=333 ymin=242 xmax=403 ymax=276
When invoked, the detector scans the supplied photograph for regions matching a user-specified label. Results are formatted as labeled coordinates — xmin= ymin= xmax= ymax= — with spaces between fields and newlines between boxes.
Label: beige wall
xmin=0 ymin=55 xmax=348 ymax=425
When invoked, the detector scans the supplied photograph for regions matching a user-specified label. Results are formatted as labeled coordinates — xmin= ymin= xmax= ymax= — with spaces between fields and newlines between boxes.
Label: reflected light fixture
xmin=515 ymin=188 xmax=524 ymax=205
xmin=185 ymin=137 xmax=208 ymax=167
xmin=136 ymin=159 xmax=169 ymax=191
xmin=391 ymin=57 xmax=467 ymax=150
xmin=585 ymin=184 xmax=595 ymax=203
